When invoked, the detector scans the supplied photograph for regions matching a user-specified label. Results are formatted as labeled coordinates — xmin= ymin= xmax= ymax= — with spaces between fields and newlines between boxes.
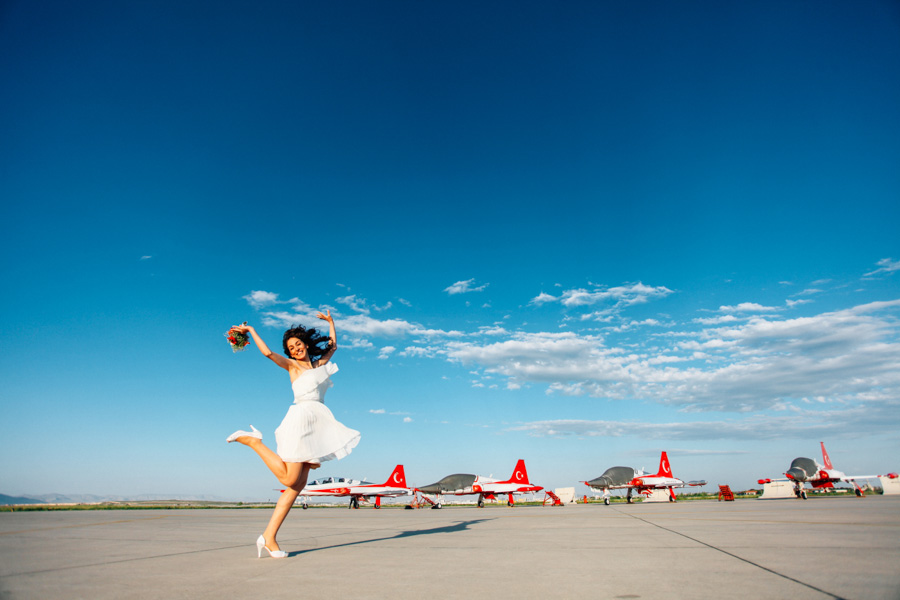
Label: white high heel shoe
xmin=226 ymin=425 xmax=262 ymax=443
xmin=257 ymin=535 xmax=287 ymax=558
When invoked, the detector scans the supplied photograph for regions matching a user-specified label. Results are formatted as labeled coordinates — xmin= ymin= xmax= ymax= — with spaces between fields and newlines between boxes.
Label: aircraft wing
xmin=643 ymin=482 xmax=688 ymax=489
xmin=295 ymin=487 xmax=351 ymax=496
xmin=351 ymin=487 xmax=412 ymax=497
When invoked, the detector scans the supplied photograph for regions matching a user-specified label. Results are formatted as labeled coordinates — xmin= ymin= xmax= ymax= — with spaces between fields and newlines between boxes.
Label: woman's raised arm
xmin=231 ymin=324 xmax=293 ymax=371
xmin=316 ymin=310 xmax=338 ymax=364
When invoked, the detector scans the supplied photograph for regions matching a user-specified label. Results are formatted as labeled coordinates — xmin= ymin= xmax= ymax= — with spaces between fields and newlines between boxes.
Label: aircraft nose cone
xmin=587 ymin=476 xmax=611 ymax=488
xmin=786 ymin=467 xmax=807 ymax=481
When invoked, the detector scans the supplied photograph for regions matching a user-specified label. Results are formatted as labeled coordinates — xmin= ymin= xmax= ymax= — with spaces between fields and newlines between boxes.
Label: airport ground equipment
xmin=642 ymin=489 xmax=677 ymax=502
xmin=543 ymin=491 xmax=563 ymax=506
xmin=758 ymin=480 xmax=800 ymax=499
xmin=718 ymin=485 xmax=735 ymax=501
xmin=554 ymin=487 xmax=575 ymax=504
xmin=878 ymin=473 xmax=900 ymax=495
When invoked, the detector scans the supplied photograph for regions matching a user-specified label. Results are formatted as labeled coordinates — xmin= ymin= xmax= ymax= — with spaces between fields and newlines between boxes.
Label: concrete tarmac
xmin=2 ymin=496 xmax=899 ymax=600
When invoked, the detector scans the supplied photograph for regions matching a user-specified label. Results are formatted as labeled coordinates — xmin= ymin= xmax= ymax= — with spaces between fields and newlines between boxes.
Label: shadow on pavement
xmin=289 ymin=518 xmax=493 ymax=556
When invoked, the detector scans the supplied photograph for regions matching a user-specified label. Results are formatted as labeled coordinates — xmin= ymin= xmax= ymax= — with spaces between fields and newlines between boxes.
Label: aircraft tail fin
xmin=820 ymin=442 xmax=833 ymax=470
xmin=508 ymin=459 xmax=529 ymax=483
xmin=384 ymin=464 xmax=407 ymax=488
xmin=656 ymin=451 xmax=673 ymax=477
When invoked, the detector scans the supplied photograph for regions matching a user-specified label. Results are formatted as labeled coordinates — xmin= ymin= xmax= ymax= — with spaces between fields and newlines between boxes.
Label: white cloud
xmin=864 ymin=258 xmax=900 ymax=277
xmin=530 ymin=292 xmax=557 ymax=305
xmin=785 ymin=299 xmax=811 ymax=308
xmin=558 ymin=282 xmax=673 ymax=308
xmin=335 ymin=294 xmax=392 ymax=314
xmin=369 ymin=409 xmax=385 ymax=414
xmin=244 ymin=290 xmax=281 ymax=309
xmin=140 ymin=255 xmax=152 ymax=260
xmin=444 ymin=300 xmax=900 ymax=413
xmin=340 ymin=315 xmax=418 ymax=337
xmin=343 ymin=338 xmax=374 ymax=350
xmin=531 ymin=282 xmax=674 ymax=319
xmin=403 ymin=417 xmax=413 ymax=423
xmin=258 ymin=312 xmax=316 ymax=331
xmin=607 ymin=318 xmax=664 ymax=332
xmin=445 ymin=279 xmax=489 ymax=295
xmin=336 ymin=294 xmax=370 ymax=314
xmin=507 ymin=399 xmax=900 ymax=440
xmin=694 ymin=315 xmax=741 ymax=325
xmin=478 ymin=326 xmax=509 ymax=336
xmin=245 ymin=287 xmax=900 ymax=431
xmin=399 ymin=345 xmax=441 ymax=358
xmin=255 ymin=308 xmax=464 ymax=341
xmin=718 ymin=302 xmax=779 ymax=313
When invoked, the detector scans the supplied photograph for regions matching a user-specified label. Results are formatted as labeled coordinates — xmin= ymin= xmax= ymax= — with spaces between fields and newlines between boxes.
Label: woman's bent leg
xmin=238 ymin=438 xmax=300 ymax=486
xmin=262 ymin=463 xmax=310 ymax=552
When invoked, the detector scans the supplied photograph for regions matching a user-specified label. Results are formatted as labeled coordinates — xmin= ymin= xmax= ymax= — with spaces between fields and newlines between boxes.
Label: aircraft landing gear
xmin=604 ymin=498 xmax=610 ymax=506
xmin=302 ymin=503 xmax=308 ymax=510
xmin=349 ymin=497 xmax=360 ymax=509
xmin=432 ymin=502 xmax=442 ymax=509
xmin=800 ymin=490 xmax=807 ymax=500
xmin=477 ymin=498 xmax=485 ymax=508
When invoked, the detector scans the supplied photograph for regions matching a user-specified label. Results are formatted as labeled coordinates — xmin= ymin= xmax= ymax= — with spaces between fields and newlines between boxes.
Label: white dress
xmin=274 ymin=362 xmax=360 ymax=464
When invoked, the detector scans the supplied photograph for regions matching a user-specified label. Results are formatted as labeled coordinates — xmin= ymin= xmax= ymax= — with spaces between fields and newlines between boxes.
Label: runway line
xmin=614 ymin=508 xmax=848 ymax=600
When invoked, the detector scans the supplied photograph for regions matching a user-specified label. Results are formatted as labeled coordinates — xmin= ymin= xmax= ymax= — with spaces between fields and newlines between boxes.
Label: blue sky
xmin=2 ymin=1 xmax=899 ymax=500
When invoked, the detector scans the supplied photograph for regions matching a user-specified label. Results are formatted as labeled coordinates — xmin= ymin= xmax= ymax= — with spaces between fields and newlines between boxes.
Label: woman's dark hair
xmin=282 ymin=325 xmax=333 ymax=362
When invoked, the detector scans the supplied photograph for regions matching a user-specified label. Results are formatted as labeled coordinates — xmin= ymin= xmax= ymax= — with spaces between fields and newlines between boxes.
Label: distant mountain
xmin=29 ymin=493 xmax=112 ymax=504
xmin=0 ymin=493 xmax=46 ymax=505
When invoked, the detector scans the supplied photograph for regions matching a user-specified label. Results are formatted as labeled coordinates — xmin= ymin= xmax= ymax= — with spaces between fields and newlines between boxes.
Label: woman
xmin=227 ymin=311 xmax=360 ymax=558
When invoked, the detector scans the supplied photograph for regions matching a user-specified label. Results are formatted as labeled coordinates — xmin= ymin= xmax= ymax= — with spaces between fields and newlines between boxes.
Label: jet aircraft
xmin=416 ymin=459 xmax=543 ymax=508
xmin=757 ymin=442 xmax=886 ymax=499
xmin=584 ymin=451 xmax=706 ymax=504
xmin=294 ymin=464 xmax=411 ymax=509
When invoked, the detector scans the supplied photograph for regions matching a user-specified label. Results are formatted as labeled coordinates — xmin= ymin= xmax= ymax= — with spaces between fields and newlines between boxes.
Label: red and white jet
xmin=294 ymin=464 xmax=412 ymax=509
xmin=757 ymin=442 xmax=889 ymax=499
xmin=584 ymin=451 xmax=706 ymax=505
xmin=416 ymin=459 xmax=543 ymax=508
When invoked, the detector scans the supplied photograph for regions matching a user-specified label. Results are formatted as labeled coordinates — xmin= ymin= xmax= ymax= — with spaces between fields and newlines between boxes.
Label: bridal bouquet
xmin=225 ymin=322 xmax=250 ymax=352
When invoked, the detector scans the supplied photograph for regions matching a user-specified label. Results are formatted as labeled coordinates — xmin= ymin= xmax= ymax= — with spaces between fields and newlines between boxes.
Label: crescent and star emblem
xmin=515 ymin=471 xmax=523 ymax=481
xmin=393 ymin=473 xmax=401 ymax=484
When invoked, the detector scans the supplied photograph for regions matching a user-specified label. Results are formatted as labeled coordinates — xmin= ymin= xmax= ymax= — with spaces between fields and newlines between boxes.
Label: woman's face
xmin=286 ymin=337 xmax=308 ymax=360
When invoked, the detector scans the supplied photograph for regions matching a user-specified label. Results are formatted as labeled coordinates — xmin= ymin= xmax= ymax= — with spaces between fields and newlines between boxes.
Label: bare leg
xmin=262 ymin=464 xmax=311 ymax=552
xmin=234 ymin=436 xmax=304 ymax=487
